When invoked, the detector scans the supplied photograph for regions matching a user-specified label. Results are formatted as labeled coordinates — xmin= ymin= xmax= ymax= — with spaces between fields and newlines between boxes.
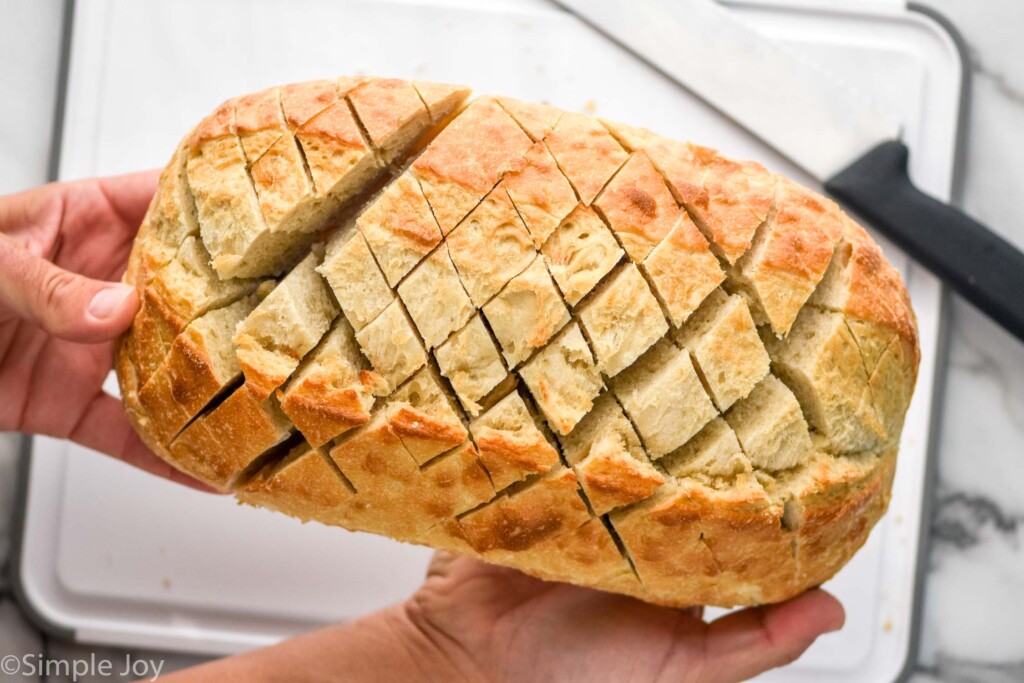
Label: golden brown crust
xmin=593 ymin=151 xmax=682 ymax=261
xmin=603 ymin=120 xmax=775 ymax=265
xmin=118 ymin=77 xmax=919 ymax=609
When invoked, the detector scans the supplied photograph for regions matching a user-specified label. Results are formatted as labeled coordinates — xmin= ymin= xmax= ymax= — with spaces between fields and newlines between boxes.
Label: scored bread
xmin=116 ymin=76 xmax=919 ymax=608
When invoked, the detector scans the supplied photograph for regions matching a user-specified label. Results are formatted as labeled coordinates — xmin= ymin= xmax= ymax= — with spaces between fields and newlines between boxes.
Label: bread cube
xmin=318 ymin=230 xmax=394 ymax=331
xmin=280 ymin=315 xmax=388 ymax=448
xmin=471 ymin=391 xmax=561 ymax=491
xmin=731 ymin=177 xmax=841 ymax=335
xmin=398 ymin=244 xmax=474 ymax=350
xmin=358 ymin=172 xmax=442 ymax=286
xmin=354 ymin=299 xmax=428 ymax=391
xmin=446 ymin=185 xmax=536 ymax=307
xmin=593 ymin=151 xmax=682 ymax=261
xmin=281 ymin=80 xmax=382 ymax=201
xmin=765 ymin=307 xmax=884 ymax=452
xmin=519 ymin=323 xmax=604 ymax=436
xmin=577 ymin=262 xmax=668 ymax=377
xmin=413 ymin=98 xmax=533 ymax=234
xmin=170 ymin=384 xmax=294 ymax=489
xmin=574 ymin=433 xmax=664 ymax=515
xmin=482 ymin=256 xmax=570 ymax=367
xmin=139 ymin=294 xmax=258 ymax=444
xmin=660 ymin=417 xmax=751 ymax=479
xmin=418 ymin=442 xmax=496 ymax=519
xmin=347 ymin=78 xmax=431 ymax=164
xmin=387 ymin=366 xmax=469 ymax=464
xmin=545 ymin=111 xmax=628 ymax=205
xmin=434 ymin=315 xmax=508 ymax=415
xmin=541 ymin=204 xmax=624 ymax=306
xmin=234 ymin=251 xmax=339 ymax=399
xmin=504 ymin=141 xmax=578 ymax=247
xmin=642 ymin=213 xmax=724 ymax=326
xmin=725 ymin=375 xmax=811 ymax=471
xmin=560 ymin=393 xmax=644 ymax=466
xmin=609 ymin=340 xmax=717 ymax=458
xmin=673 ymin=289 xmax=770 ymax=411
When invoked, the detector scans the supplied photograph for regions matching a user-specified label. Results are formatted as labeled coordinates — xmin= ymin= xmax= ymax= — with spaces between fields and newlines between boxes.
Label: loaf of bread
xmin=116 ymin=76 xmax=919 ymax=608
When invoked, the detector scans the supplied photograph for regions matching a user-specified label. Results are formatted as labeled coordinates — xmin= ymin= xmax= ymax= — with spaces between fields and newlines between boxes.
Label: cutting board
xmin=15 ymin=0 xmax=963 ymax=680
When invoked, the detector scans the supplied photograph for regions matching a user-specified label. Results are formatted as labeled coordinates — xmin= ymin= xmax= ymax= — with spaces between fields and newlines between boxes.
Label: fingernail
xmin=88 ymin=284 xmax=133 ymax=320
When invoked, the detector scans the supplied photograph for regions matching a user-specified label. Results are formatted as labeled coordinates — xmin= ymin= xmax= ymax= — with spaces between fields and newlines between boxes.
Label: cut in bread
xmin=318 ymin=229 xmax=394 ymax=331
xmin=118 ymin=77 xmax=919 ymax=609
xmin=577 ymin=262 xmax=668 ymax=377
xmin=354 ymin=298 xmax=428 ymax=392
xmin=234 ymin=250 xmax=339 ymax=399
xmin=545 ymin=111 xmax=628 ymax=205
xmin=358 ymin=171 xmax=443 ymax=287
xmin=278 ymin=315 xmax=387 ymax=448
xmin=138 ymin=294 xmax=259 ymax=444
xmin=482 ymin=256 xmax=571 ymax=368
xmin=609 ymin=340 xmax=718 ymax=458
xmin=730 ymin=177 xmax=842 ymax=335
xmin=504 ymin=141 xmax=579 ymax=248
xmin=519 ymin=323 xmax=603 ymax=436
xmin=133 ymin=235 xmax=259 ymax=385
xmin=445 ymin=184 xmax=536 ymax=307
xmin=434 ymin=314 xmax=508 ymax=415
xmin=725 ymin=374 xmax=812 ymax=471
xmin=603 ymin=120 xmax=775 ymax=266
xmin=641 ymin=214 xmax=725 ymax=327
xmin=470 ymin=391 xmax=561 ymax=491
xmin=397 ymin=243 xmax=475 ymax=350
xmin=541 ymin=204 xmax=624 ymax=307
xmin=593 ymin=151 xmax=683 ymax=261
xmin=672 ymin=289 xmax=770 ymax=411
xmin=412 ymin=98 xmax=533 ymax=235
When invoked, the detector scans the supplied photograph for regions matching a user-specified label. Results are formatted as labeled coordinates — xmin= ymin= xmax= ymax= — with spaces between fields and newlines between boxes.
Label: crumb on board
xmin=163 ymin=578 xmax=173 ymax=589
xmin=882 ymin=619 xmax=893 ymax=632
xmin=584 ymin=99 xmax=598 ymax=113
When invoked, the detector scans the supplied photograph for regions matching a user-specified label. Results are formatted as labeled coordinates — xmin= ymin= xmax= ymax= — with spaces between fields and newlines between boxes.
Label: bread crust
xmin=117 ymin=77 xmax=919 ymax=608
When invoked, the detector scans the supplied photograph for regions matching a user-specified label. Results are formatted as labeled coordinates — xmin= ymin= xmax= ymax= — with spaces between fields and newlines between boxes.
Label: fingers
xmin=700 ymin=589 xmax=845 ymax=682
xmin=94 ymin=170 xmax=161 ymax=231
xmin=69 ymin=390 xmax=219 ymax=493
xmin=0 ymin=232 xmax=138 ymax=342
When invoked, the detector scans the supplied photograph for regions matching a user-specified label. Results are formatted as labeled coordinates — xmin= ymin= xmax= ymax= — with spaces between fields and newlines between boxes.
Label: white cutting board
xmin=18 ymin=0 xmax=961 ymax=680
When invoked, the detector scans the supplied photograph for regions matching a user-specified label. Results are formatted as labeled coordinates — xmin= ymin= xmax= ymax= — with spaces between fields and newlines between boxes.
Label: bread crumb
xmin=584 ymin=100 xmax=598 ymax=113
xmin=882 ymin=619 xmax=893 ymax=632
xmin=162 ymin=578 xmax=173 ymax=589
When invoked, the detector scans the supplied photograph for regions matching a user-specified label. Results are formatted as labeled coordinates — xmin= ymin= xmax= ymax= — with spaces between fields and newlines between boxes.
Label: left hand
xmin=0 ymin=172 xmax=211 ymax=490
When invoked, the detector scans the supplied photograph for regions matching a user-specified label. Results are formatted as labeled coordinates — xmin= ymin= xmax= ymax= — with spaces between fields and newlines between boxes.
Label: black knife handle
xmin=825 ymin=140 xmax=1024 ymax=343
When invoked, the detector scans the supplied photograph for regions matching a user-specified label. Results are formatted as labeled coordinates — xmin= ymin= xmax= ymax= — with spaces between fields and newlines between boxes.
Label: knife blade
xmin=554 ymin=0 xmax=1024 ymax=343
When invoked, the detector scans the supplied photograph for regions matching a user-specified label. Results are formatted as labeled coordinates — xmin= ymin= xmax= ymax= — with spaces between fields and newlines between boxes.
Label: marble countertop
xmin=1 ymin=0 xmax=1022 ymax=680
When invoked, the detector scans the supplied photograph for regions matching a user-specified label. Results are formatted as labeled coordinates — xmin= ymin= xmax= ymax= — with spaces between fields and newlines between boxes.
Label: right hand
xmin=400 ymin=551 xmax=845 ymax=682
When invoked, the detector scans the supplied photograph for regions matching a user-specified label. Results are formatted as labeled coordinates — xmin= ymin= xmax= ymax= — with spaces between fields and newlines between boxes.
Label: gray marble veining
xmin=0 ymin=1 xmax=1022 ymax=681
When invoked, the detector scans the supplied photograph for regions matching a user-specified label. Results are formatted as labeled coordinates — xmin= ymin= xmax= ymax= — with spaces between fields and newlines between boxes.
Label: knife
xmin=553 ymin=0 xmax=1024 ymax=343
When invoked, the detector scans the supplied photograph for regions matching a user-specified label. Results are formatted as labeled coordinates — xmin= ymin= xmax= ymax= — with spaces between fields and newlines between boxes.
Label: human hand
xmin=166 ymin=550 xmax=844 ymax=682
xmin=400 ymin=552 xmax=845 ymax=682
xmin=0 ymin=173 xmax=211 ymax=490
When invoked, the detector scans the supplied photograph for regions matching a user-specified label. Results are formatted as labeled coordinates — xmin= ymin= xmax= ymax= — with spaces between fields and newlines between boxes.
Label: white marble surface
xmin=0 ymin=1 xmax=1022 ymax=681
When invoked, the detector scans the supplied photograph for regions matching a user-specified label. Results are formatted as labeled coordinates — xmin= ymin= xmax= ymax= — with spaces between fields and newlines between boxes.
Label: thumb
xmin=0 ymin=233 xmax=138 ymax=343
